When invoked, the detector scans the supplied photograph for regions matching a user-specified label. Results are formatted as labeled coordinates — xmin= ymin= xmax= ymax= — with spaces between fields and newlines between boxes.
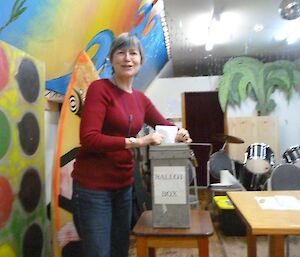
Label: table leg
xmin=247 ymin=232 xmax=257 ymax=257
xmin=197 ymin=237 xmax=209 ymax=257
xmin=269 ymin=235 xmax=284 ymax=257
xmin=136 ymin=237 xmax=148 ymax=257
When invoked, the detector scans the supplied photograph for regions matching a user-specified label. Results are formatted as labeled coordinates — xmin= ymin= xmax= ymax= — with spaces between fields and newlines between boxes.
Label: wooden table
xmin=132 ymin=209 xmax=214 ymax=257
xmin=227 ymin=191 xmax=300 ymax=257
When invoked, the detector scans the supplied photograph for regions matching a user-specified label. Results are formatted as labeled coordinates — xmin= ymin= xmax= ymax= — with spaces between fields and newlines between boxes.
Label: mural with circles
xmin=0 ymin=41 xmax=48 ymax=257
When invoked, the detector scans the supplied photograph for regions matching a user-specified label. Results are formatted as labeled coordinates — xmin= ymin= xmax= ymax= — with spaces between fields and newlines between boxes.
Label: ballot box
xmin=149 ymin=143 xmax=191 ymax=228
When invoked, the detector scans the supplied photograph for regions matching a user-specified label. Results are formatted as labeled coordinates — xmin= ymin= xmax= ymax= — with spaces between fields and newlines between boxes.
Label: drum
xmin=239 ymin=165 xmax=271 ymax=191
xmin=282 ymin=145 xmax=300 ymax=168
xmin=244 ymin=143 xmax=275 ymax=174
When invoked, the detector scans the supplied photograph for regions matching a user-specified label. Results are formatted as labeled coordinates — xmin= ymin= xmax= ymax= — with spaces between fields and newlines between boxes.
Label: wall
xmin=226 ymin=91 xmax=300 ymax=157
xmin=1 ymin=1 xmax=170 ymax=256
xmin=145 ymin=72 xmax=219 ymax=120
xmin=145 ymin=70 xmax=300 ymax=161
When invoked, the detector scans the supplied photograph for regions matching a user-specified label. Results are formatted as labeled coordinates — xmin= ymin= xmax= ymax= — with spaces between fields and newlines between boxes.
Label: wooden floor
xmin=129 ymin=189 xmax=300 ymax=257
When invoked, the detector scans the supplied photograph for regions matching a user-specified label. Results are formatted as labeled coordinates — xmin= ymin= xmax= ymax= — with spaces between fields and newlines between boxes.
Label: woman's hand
xmin=175 ymin=128 xmax=192 ymax=143
xmin=143 ymin=132 xmax=165 ymax=145
xmin=125 ymin=132 xmax=164 ymax=149
xmin=126 ymin=129 xmax=192 ymax=149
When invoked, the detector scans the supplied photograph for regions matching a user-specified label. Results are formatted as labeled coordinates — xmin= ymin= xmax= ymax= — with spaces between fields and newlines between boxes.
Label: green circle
xmin=0 ymin=110 xmax=11 ymax=159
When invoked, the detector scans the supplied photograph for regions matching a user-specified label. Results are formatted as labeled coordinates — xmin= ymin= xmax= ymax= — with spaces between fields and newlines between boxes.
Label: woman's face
xmin=111 ymin=46 xmax=142 ymax=78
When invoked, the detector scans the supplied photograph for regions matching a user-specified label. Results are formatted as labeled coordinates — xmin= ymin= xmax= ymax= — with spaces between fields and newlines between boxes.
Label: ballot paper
xmin=255 ymin=195 xmax=300 ymax=210
xmin=155 ymin=125 xmax=178 ymax=144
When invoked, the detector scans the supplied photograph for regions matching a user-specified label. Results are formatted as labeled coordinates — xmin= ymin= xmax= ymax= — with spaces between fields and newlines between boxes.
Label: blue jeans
xmin=72 ymin=182 xmax=132 ymax=257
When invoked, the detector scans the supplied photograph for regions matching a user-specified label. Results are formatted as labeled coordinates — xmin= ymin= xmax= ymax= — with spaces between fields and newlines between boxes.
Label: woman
xmin=71 ymin=32 xmax=192 ymax=257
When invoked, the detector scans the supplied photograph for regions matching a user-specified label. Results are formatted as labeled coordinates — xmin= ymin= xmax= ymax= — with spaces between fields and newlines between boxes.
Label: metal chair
xmin=207 ymin=150 xmax=236 ymax=182
xmin=269 ymin=163 xmax=300 ymax=190
xmin=268 ymin=163 xmax=300 ymax=257
xmin=206 ymin=150 xmax=244 ymax=210
xmin=187 ymin=159 xmax=199 ymax=207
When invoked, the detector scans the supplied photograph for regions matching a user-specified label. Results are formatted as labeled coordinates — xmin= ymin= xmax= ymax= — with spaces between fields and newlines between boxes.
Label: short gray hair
xmin=109 ymin=33 xmax=144 ymax=64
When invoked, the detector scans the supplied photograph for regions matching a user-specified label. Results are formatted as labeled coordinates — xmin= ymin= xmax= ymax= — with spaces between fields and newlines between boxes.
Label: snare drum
xmin=244 ymin=143 xmax=275 ymax=174
xmin=282 ymin=145 xmax=300 ymax=168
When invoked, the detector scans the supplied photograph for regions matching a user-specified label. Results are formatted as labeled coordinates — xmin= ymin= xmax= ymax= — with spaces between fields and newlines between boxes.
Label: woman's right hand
xmin=126 ymin=132 xmax=164 ymax=149
xmin=141 ymin=132 xmax=164 ymax=146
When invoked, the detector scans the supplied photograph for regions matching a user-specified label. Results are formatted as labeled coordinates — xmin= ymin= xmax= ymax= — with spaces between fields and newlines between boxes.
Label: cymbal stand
xmin=187 ymin=142 xmax=213 ymax=157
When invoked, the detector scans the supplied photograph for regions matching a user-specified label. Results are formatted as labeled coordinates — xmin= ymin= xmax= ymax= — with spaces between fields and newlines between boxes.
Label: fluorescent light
xmin=205 ymin=11 xmax=239 ymax=47
xmin=209 ymin=17 xmax=231 ymax=44
xmin=205 ymin=41 xmax=214 ymax=51
xmin=219 ymin=11 xmax=240 ymax=29
xmin=186 ymin=14 xmax=212 ymax=46
xmin=186 ymin=11 xmax=239 ymax=48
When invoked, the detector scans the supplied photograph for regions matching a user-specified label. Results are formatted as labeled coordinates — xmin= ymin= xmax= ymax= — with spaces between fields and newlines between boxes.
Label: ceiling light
xmin=253 ymin=24 xmax=264 ymax=32
xmin=279 ymin=0 xmax=300 ymax=20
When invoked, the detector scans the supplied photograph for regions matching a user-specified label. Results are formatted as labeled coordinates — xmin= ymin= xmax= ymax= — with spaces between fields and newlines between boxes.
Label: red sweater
xmin=72 ymin=79 xmax=173 ymax=190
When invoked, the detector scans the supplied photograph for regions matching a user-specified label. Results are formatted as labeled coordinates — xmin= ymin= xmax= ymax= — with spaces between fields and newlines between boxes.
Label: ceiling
xmin=163 ymin=0 xmax=300 ymax=77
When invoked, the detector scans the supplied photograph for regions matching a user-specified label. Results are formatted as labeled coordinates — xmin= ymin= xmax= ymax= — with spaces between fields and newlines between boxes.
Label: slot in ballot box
xmin=149 ymin=143 xmax=191 ymax=228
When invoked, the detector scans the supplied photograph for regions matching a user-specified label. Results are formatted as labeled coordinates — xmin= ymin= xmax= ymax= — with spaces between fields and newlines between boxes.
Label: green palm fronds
xmin=0 ymin=0 xmax=28 ymax=34
xmin=218 ymin=57 xmax=300 ymax=115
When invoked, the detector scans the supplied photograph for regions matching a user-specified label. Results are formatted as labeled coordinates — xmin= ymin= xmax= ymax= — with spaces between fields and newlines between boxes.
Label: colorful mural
xmin=0 ymin=41 xmax=48 ymax=257
xmin=0 ymin=1 xmax=168 ymax=256
xmin=0 ymin=0 xmax=169 ymax=95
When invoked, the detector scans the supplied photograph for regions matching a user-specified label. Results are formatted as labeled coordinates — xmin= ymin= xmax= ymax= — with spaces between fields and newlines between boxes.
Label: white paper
xmin=255 ymin=195 xmax=300 ymax=210
xmin=155 ymin=125 xmax=178 ymax=144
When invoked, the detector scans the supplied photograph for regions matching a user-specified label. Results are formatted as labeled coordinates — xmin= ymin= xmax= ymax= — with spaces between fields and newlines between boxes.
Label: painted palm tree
xmin=0 ymin=0 xmax=27 ymax=34
xmin=218 ymin=56 xmax=300 ymax=115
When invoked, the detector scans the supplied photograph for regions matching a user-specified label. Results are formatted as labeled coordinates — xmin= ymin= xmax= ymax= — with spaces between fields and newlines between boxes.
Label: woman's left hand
xmin=175 ymin=128 xmax=192 ymax=143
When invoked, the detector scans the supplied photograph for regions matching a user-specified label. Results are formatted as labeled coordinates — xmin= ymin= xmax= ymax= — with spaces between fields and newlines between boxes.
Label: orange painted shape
xmin=52 ymin=51 xmax=98 ymax=257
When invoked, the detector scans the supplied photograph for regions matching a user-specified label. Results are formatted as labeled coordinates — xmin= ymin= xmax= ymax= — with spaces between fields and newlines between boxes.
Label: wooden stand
xmin=132 ymin=210 xmax=214 ymax=257
xmin=226 ymin=116 xmax=280 ymax=164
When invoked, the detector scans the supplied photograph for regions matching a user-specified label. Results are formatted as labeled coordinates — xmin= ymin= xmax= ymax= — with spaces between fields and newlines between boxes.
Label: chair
xmin=206 ymin=150 xmax=244 ymax=209
xmin=187 ymin=159 xmax=199 ymax=207
xmin=207 ymin=150 xmax=236 ymax=182
xmin=269 ymin=164 xmax=300 ymax=190
xmin=186 ymin=143 xmax=214 ymax=209
xmin=268 ymin=163 xmax=300 ymax=257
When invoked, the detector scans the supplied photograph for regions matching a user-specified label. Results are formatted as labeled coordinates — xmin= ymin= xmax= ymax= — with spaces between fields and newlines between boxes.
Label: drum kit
xmin=208 ymin=134 xmax=244 ymax=180
xmin=209 ymin=134 xmax=300 ymax=191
